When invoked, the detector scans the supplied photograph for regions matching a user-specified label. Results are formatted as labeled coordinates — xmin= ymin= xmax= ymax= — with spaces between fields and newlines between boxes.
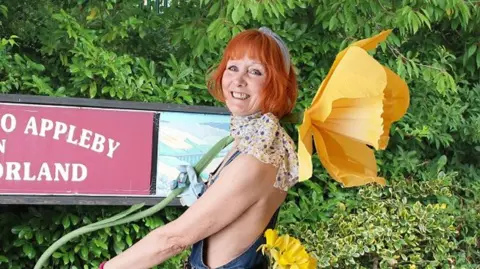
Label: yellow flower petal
xmin=265 ymin=229 xmax=278 ymax=246
xmin=308 ymin=46 xmax=387 ymax=125
xmin=379 ymin=66 xmax=410 ymax=149
xmin=271 ymin=248 xmax=280 ymax=261
xmin=285 ymin=238 xmax=303 ymax=255
xmin=274 ymin=238 xmax=284 ymax=249
xmin=298 ymin=115 xmax=314 ymax=181
xmin=351 ymin=29 xmax=392 ymax=50
xmin=279 ymin=234 xmax=291 ymax=252
xmin=313 ymin=125 xmax=385 ymax=187
xmin=309 ymin=29 xmax=391 ymax=109
xmin=308 ymin=255 xmax=317 ymax=269
xmin=279 ymin=254 xmax=293 ymax=265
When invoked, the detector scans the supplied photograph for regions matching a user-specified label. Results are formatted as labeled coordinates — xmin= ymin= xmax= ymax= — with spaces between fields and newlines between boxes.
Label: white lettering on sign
xmin=107 ymin=139 xmax=121 ymax=158
xmin=0 ymin=108 xmax=136 ymax=188
xmin=1 ymin=114 xmax=16 ymax=133
xmin=23 ymin=116 xmax=120 ymax=158
xmin=53 ymin=121 xmax=68 ymax=140
xmin=39 ymin=118 xmax=54 ymax=137
xmin=0 ymin=139 xmax=6 ymax=154
xmin=0 ymin=162 xmax=88 ymax=182
xmin=24 ymin=116 xmax=39 ymax=135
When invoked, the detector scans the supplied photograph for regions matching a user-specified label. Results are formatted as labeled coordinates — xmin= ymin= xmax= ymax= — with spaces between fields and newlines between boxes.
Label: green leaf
xmin=183 ymin=94 xmax=193 ymax=104
xmin=231 ymin=2 xmax=245 ymax=24
xmin=436 ymin=155 xmax=447 ymax=172
xmin=63 ymin=253 xmax=69 ymax=264
xmin=249 ymin=4 xmax=259 ymax=19
xmin=412 ymin=14 xmax=420 ymax=33
xmin=126 ymin=88 xmax=134 ymax=99
xmin=178 ymin=67 xmax=193 ymax=81
xmin=467 ymin=44 xmax=477 ymax=58
xmin=70 ymin=214 xmax=80 ymax=225
xmin=462 ymin=51 xmax=469 ymax=67
xmin=0 ymin=255 xmax=8 ymax=264
xmin=62 ymin=216 xmax=71 ymax=229
xmin=80 ymin=246 xmax=89 ymax=260
xmin=139 ymin=29 xmax=146 ymax=39
xmin=166 ymin=69 xmax=175 ymax=80
xmin=109 ymin=87 xmax=116 ymax=98
xmin=89 ymin=82 xmax=97 ymax=98
xmin=22 ymin=243 xmax=36 ymax=259
xmin=389 ymin=34 xmax=401 ymax=47
xmin=13 ymin=239 xmax=25 ymax=247
xmin=328 ymin=16 xmax=338 ymax=31
xmin=476 ymin=51 xmax=480 ymax=68
xmin=93 ymin=239 xmax=108 ymax=249
xmin=208 ymin=2 xmax=220 ymax=17
xmin=207 ymin=18 xmax=221 ymax=34
xmin=126 ymin=234 xmax=133 ymax=246
xmin=174 ymin=84 xmax=189 ymax=90
xmin=0 ymin=5 xmax=7 ymax=18
xmin=113 ymin=239 xmax=126 ymax=254
xmin=132 ymin=224 xmax=140 ymax=233
xmin=11 ymin=225 xmax=25 ymax=234
xmin=52 ymin=252 xmax=63 ymax=259
xmin=24 ymin=229 xmax=33 ymax=240
xmin=84 ymin=69 xmax=93 ymax=78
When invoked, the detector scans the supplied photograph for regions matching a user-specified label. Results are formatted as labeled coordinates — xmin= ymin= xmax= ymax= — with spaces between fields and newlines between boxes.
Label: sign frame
xmin=0 ymin=94 xmax=230 ymax=206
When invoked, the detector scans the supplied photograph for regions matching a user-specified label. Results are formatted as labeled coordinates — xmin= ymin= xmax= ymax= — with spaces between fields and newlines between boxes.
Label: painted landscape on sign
xmin=155 ymin=112 xmax=231 ymax=197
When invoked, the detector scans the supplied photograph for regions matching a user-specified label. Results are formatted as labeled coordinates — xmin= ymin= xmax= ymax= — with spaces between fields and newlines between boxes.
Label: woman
xmin=102 ymin=27 xmax=299 ymax=269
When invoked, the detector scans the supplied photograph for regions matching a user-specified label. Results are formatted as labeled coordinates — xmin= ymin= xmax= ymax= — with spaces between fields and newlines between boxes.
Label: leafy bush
xmin=0 ymin=0 xmax=479 ymax=268
xmin=0 ymin=204 xmax=188 ymax=268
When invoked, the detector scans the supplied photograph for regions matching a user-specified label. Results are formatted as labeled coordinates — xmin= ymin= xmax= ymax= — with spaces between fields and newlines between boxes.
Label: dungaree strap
xmin=208 ymin=150 xmax=241 ymax=185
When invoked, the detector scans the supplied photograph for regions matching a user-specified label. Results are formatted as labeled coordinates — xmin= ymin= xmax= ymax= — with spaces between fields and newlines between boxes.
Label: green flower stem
xmin=34 ymin=136 xmax=235 ymax=269
xmin=33 ymin=187 xmax=184 ymax=269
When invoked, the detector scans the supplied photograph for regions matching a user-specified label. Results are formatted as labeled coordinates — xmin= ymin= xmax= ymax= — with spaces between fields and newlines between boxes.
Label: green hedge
xmin=1 ymin=0 xmax=479 ymax=268
xmin=0 ymin=205 xmax=188 ymax=268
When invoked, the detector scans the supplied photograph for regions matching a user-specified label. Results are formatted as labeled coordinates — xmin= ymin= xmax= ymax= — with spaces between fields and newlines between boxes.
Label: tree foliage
xmin=0 ymin=0 xmax=479 ymax=268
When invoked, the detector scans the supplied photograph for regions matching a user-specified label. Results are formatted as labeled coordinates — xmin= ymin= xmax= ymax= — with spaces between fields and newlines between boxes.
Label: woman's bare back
xmin=202 ymin=153 xmax=287 ymax=268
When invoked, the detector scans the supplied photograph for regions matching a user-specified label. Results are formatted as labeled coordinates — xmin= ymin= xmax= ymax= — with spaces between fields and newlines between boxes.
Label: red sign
xmin=0 ymin=103 xmax=154 ymax=195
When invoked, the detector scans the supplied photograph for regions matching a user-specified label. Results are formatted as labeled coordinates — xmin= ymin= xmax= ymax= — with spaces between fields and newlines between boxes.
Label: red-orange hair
xmin=207 ymin=29 xmax=298 ymax=119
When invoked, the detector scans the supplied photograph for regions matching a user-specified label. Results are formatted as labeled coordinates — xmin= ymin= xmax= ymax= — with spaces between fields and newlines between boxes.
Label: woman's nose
xmin=232 ymin=72 xmax=247 ymax=86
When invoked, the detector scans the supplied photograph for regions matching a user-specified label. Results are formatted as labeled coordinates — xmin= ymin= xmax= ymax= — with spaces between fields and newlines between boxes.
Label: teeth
xmin=231 ymin=92 xmax=249 ymax=100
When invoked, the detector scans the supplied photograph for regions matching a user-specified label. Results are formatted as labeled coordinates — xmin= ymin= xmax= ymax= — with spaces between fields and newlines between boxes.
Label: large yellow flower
xmin=298 ymin=29 xmax=410 ymax=187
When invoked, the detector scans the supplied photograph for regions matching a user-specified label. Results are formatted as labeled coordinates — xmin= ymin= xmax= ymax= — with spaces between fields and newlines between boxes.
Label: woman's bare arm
xmin=104 ymin=154 xmax=277 ymax=269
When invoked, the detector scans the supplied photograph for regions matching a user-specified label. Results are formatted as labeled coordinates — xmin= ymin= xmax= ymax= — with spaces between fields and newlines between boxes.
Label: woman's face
xmin=221 ymin=55 xmax=267 ymax=116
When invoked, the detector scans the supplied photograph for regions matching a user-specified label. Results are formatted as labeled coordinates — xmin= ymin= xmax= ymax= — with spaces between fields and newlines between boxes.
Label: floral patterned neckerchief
xmin=229 ymin=112 xmax=299 ymax=191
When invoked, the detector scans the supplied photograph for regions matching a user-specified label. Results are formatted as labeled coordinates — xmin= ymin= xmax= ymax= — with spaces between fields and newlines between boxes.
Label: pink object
xmin=0 ymin=103 xmax=154 ymax=195
xmin=99 ymin=261 xmax=107 ymax=269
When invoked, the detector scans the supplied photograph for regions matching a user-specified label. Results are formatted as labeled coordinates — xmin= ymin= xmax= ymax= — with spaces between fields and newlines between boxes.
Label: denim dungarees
xmin=187 ymin=151 xmax=278 ymax=269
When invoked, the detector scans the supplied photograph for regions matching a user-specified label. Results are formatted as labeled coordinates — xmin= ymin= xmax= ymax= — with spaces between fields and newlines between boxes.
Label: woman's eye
xmin=250 ymin=69 xmax=262 ymax=76
xmin=227 ymin=65 xmax=238 ymax=71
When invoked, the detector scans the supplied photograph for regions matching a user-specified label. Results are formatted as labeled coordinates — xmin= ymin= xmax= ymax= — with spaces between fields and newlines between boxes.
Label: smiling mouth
xmin=230 ymin=91 xmax=250 ymax=100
